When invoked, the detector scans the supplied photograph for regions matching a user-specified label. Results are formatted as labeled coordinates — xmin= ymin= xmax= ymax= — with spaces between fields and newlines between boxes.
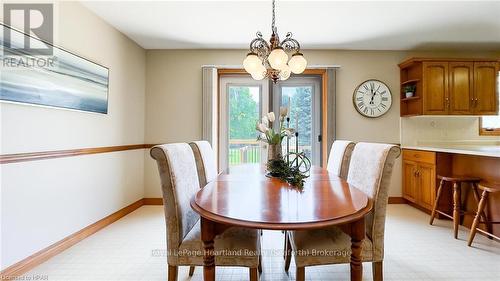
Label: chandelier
xmin=243 ymin=0 xmax=307 ymax=82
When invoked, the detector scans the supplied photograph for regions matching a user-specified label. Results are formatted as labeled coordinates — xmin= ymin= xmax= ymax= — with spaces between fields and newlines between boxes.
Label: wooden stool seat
xmin=477 ymin=182 xmax=500 ymax=193
xmin=430 ymin=175 xmax=484 ymax=240
xmin=468 ymin=181 xmax=500 ymax=246
xmin=437 ymin=175 xmax=481 ymax=182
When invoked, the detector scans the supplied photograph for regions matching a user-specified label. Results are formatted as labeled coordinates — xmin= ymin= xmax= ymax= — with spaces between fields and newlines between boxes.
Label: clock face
xmin=353 ymin=79 xmax=392 ymax=118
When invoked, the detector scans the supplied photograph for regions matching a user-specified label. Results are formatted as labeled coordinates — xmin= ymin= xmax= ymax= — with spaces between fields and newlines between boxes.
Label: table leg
xmin=350 ymin=217 xmax=365 ymax=281
xmin=201 ymin=217 xmax=216 ymax=281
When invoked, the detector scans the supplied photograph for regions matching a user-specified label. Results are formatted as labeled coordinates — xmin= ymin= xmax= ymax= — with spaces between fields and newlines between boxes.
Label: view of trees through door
xmin=220 ymin=75 xmax=321 ymax=169
xmin=228 ymin=86 xmax=261 ymax=166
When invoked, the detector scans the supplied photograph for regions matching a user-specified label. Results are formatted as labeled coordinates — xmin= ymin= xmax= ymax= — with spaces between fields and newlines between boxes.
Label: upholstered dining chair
xmin=189 ymin=140 xmax=218 ymax=188
xmin=284 ymin=142 xmax=401 ymax=281
xmin=282 ymin=140 xmax=356 ymax=261
xmin=326 ymin=140 xmax=356 ymax=180
xmin=150 ymin=143 xmax=262 ymax=281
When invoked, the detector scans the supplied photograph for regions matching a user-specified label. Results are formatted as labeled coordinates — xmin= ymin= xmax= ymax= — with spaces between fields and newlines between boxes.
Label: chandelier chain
xmin=271 ymin=0 xmax=276 ymax=33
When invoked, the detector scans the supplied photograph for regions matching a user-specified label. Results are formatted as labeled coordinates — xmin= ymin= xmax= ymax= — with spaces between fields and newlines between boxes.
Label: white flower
xmin=261 ymin=116 xmax=269 ymax=126
xmin=280 ymin=106 xmax=289 ymax=118
xmin=284 ymin=128 xmax=296 ymax=137
xmin=266 ymin=112 xmax=276 ymax=122
xmin=256 ymin=123 xmax=269 ymax=133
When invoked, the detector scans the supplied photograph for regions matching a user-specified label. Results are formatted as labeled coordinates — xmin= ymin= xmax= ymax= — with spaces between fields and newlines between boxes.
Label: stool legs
xmin=471 ymin=184 xmax=491 ymax=236
xmin=453 ymin=182 xmax=461 ymax=239
xmin=468 ymin=190 xmax=489 ymax=246
xmin=430 ymin=179 xmax=445 ymax=225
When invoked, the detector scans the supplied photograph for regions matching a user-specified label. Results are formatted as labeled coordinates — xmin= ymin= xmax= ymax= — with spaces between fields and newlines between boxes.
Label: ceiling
xmin=81 ymin=1 xmax=500 ymax=51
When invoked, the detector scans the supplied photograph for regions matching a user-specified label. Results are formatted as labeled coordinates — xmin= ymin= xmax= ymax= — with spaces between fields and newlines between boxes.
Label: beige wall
xmin=0 ymin=2 xmax=146 ymax=269
xmin=144 ymin=49 xmax=499 ymax=198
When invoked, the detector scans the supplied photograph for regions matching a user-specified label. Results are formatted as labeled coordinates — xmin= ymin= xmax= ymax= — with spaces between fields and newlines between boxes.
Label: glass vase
xmin=267 ymin=142 xmax=282 ymax=162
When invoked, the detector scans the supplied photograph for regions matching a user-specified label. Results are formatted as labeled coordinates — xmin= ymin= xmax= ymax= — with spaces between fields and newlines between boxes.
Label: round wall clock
xmin=353 ymin=79 xmax=392 ymax=118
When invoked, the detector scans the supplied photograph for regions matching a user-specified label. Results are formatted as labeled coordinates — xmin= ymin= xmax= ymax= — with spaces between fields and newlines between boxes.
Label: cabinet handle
xmin=445 ymin=97 xmax=450 ymax=108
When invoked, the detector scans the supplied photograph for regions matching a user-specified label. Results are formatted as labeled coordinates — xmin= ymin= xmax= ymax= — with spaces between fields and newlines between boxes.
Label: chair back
xmin=190 ymin=140 xmax=218 ymax=187
xmin=326 ymin=140 xmax=356 ymax=180
xmin=150 ymin=143 xmax=201 ymax=253
xmin=346 ymin=142 xmax=400 ymax=261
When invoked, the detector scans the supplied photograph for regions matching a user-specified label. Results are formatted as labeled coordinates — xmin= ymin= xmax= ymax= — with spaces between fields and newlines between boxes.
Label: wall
xmin=401 ymin=116 xmax=500 ymax=146
xmin=144 ymin=50 xmax=499 ymax=198
xmin=0 ymin=2 xmax=146 ymax=269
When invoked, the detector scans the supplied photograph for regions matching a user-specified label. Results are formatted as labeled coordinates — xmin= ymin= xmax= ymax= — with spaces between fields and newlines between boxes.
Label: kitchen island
xmin=401 ymin=143 xmax=500 ymax=237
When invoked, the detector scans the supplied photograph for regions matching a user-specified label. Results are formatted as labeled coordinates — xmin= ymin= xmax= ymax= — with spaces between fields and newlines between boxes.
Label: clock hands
xmin=369 ymin=84 xmax=381 ymax=105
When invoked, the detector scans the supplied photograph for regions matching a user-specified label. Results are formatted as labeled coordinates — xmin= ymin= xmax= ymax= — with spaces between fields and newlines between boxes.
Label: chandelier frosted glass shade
xmin=278 ymin=64 xmax=291 ymax=80
xmin=251 ymin=64 xmax=267 ymax=80
xmin=268 ymin=47 xmax=288 ymax=70
xmin=243 ymin=53 xmax=261 ymax=73
xmin=288 ymin=53 xmax=307 ymax=74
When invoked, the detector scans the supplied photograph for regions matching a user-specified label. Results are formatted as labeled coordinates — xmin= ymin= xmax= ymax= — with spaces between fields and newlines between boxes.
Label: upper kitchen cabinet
xmin=399 ymin=58 xmax=499 ymax=117
xmin=474 ymin=62 xmax=499 ymax=115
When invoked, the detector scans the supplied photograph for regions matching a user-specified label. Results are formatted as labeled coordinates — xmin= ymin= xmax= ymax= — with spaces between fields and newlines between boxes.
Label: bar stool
xmin=468 ymin=181 xmax=500 ymax=246
xmin=429 ymin=175 xmax=482 ymax=239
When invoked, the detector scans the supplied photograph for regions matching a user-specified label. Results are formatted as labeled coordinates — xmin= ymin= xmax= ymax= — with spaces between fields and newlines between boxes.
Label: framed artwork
xmin=0 ymin=23 xmax=109 ymax=114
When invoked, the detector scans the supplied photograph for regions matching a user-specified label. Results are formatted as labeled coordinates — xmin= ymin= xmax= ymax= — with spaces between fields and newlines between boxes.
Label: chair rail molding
xmin=0 ymin=144 xmax=155 ymax=164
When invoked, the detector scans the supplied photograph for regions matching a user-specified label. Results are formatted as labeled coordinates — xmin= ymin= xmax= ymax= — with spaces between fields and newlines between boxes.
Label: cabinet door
xmin=403 ymin=160 xmax=418 ymax=203
xmin=449 ymin=62 xmax=474 ymax=114
xmin=418 ymin=163 xmax=436 ymax=210
xmin=423 ymin=62 xmax=449 ymax=115
xmin=474 ymin=62 xmax=499 ymax=115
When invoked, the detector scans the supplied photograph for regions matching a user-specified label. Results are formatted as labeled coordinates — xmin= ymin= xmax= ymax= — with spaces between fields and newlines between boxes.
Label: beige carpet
xmin=23 ymin=204 xmax=500 ymax=280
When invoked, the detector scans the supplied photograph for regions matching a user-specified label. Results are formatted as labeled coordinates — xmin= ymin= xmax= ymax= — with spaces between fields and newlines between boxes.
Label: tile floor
xmin=23 ymin=205 xmax=500 ymax=281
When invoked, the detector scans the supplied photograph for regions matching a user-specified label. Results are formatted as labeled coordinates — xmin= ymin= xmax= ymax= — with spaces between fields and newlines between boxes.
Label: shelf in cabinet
xmin=401 ymin=96 xmax=420 ymax=102
xmin=401 ymin=79 xmax=420 ymax=85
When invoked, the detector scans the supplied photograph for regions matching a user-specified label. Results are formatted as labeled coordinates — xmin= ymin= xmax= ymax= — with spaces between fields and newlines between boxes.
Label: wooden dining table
xmin=190 ymin=163 xmax=373 ymax=281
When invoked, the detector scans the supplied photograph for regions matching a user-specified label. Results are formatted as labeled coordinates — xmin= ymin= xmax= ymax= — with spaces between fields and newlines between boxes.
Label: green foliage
xmin=404 ymin=84 xmax=416 ymax=93
xmin=284 ymin=87 xmax=312 ymax=146
xmin=229 ymin=87 xmax=259 ymax=139
xmin=266 ymin=154 xmax=311 ymax=189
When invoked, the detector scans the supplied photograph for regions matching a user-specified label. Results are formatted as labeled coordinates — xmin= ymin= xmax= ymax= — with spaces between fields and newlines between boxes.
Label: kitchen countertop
xmin=402 ymin=143 xmax=500 ymax=158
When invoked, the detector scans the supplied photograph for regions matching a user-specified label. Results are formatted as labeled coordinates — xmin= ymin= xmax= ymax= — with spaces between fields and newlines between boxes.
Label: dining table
xmin=190 ymin=163 xmax=373 ymax=281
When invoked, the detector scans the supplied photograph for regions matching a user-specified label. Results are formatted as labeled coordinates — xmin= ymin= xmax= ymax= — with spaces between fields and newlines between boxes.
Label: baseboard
xmin=143 ymin=198 xmax=163 ymax=205
xmin=0 ymin=198 xmax=145 ymax=279
xmin=388 ymin=197 xmax=407 ymax=204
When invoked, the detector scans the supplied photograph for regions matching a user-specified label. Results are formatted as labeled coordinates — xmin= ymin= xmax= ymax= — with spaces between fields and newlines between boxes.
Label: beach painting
xmin=0 ymin=24 xmax=109 ymax=114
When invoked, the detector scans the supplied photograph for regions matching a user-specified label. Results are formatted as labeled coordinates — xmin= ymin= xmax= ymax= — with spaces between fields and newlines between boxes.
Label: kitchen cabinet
xmin=399 ymin=58 xmax=498 ymax=117
xmin=402 ymin=149 xmax=436 ymax=210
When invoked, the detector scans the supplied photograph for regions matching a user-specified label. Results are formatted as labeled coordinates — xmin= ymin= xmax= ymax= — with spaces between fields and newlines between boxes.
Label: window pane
xmin=228 ymin=86 xmax=260 ymax=166
xmin=481 ymin=72 xmax=500 ymax=130
xmin=282 ymin=86 xmax=313 ymax=160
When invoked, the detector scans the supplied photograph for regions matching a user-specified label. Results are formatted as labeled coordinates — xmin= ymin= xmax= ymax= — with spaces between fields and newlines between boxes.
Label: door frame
xmin=217 ymin=69 xmax=329 ymax=167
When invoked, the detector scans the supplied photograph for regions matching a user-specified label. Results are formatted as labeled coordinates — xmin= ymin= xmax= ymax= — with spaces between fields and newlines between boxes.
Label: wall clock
xmin=353 ymin=79 xmax=392 ymax=118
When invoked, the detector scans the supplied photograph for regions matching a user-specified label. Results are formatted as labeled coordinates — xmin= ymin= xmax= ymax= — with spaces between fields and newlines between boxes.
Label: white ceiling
xmin=81 ymin=0 xmax=500 ymax=51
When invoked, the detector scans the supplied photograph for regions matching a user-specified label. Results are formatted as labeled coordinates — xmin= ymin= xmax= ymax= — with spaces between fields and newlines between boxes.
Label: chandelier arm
xmin=281 ymin=37 xmax=301 ymax=53
xmin=249 ymin=37 xmax=270 ymax=61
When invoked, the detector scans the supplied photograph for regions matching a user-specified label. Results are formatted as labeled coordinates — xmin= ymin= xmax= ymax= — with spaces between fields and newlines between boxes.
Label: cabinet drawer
xmin=403 ymin=149 xmax=436 ymax=164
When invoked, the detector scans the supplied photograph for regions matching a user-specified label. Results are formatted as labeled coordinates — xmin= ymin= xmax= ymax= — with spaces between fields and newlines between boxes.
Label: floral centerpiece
xmin=255 ymin=107 xmax=310 ymax=188
xmin=255 ymin=107 xmax=294 ymax=161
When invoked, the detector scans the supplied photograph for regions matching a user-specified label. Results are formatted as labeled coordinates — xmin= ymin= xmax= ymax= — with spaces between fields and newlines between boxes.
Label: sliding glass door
xmin=219 ymin=76 xmax=269 ymax=170
xmin=219 ymin=75 xmax=321 ymax=169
